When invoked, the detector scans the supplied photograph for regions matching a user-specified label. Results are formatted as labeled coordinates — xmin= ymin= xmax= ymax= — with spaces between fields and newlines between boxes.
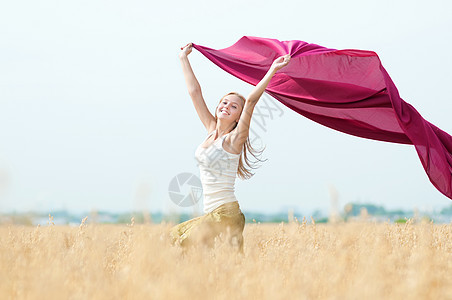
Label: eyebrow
xmin=224 ymin=98 xmax=240 ymax=106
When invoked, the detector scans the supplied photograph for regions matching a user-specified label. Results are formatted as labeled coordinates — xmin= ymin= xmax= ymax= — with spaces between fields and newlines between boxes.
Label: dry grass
xmin=1 ymin=220 xmax=451 ymax=299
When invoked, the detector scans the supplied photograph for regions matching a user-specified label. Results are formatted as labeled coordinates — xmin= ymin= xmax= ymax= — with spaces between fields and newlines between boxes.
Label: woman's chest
xmin=195 ymin=141 xmax=239 ymax=170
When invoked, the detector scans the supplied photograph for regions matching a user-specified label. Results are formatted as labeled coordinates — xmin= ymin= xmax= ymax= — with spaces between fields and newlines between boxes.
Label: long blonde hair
xmin=214 ymin=92 xmax=268 ymax=180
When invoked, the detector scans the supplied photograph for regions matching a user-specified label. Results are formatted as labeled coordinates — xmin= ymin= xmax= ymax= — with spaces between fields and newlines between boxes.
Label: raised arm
xmin=179 ymin=43 xmax=216 ymax=132
xmin=230 ymin=55 xmax=291 ymax=147
xmin=246 ymin=55 xmax=291 ymax=104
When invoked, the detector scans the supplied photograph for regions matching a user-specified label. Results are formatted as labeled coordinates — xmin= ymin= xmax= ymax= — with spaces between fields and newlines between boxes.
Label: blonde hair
xmin=214 ymin=92 xmax=268 ymax=180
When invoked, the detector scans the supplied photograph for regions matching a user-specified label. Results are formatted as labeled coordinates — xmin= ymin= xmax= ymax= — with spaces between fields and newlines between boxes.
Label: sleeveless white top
xmin=195 ymin=130 xmax=241 ymax=213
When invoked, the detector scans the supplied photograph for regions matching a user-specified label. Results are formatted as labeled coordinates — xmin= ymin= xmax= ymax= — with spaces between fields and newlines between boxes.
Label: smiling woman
xmin=169 ymin=43 xmax=291 ymax=250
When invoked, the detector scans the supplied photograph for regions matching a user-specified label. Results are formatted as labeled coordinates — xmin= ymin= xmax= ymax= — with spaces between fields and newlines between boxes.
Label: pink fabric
xmin=192 ymin=36 xmax=452 ymax=200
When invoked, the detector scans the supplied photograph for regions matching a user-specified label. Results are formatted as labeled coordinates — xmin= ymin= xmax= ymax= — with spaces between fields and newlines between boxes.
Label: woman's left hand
xmin=271 ymin=54 xmax=291 ymax=71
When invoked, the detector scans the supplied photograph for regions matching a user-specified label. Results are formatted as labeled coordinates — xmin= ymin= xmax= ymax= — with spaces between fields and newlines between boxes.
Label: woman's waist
xmin=204 ymin=198 xmax=241 ymax=214
xmin=198 ymin=168 xmax=238 ymax=179
xmin=200 ymin=176 xmax=236 ymax=187
xmin=202 ymin=187 xmax=235 ymax=199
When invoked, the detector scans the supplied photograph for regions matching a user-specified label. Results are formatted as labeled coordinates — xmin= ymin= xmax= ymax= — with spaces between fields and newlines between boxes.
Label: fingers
xmin=282 ymin=54 xmax=290 ymax=63
xmin=180 ymin=43 xmax=193 ymax=50
xmin=283 ymin=55 xmax=290 ymax=65
xmin=280 ymin=54 xmax=291 ymax=66
xmin=275 ymin=54 xmax=291 ymax=64
xmin=272 ymin=54 xmax=291 ymax=71
xmin=274 ymin=56 xmax=285 ymax=64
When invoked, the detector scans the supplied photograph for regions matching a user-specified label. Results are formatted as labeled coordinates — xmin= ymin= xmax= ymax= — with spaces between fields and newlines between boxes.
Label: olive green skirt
xmin=170 ymin=201 xmax=245 ymax=250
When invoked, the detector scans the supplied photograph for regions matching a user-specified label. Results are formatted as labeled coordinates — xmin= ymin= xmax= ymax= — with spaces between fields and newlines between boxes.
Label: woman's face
xmin=216 ymin=95 xmax=244 ymax=123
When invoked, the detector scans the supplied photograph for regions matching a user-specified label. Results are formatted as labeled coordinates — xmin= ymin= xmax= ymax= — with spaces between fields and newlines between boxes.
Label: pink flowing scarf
xmin=192 ymin=36 xmax=452 ymax=201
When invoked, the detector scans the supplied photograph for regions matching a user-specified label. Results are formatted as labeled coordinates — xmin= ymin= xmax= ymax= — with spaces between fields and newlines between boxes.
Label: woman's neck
xmin=215 ymin=121 xmax=235 ymax=137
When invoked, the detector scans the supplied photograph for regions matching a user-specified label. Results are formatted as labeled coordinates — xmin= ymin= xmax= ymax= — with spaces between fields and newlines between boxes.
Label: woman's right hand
xmin=270 ymin=54 xmax=291 ymax=72
xmin=180 ymin=43 xmax=193 ymax=58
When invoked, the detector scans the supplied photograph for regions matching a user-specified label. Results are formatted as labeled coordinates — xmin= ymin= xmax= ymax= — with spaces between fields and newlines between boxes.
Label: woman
xmin=170 ymin=43 xmax=290 ymax=251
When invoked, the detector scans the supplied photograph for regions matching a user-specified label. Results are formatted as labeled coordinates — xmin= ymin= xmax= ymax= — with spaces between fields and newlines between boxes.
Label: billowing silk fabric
xmin=192 ymin=36 xmax=452 ymax=200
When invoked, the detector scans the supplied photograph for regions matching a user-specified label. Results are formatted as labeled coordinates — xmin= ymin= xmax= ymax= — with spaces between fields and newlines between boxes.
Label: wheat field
xmin=1 ymin=220 xmax=451 ymax=299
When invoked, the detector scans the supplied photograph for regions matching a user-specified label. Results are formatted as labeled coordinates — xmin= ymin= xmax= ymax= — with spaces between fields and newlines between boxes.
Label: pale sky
xmin=0 ymin=0 xmax=451 ymax=215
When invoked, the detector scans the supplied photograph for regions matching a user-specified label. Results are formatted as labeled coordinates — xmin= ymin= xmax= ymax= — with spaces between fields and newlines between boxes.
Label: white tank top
xmin=195 ymin=130 xmax=242 ymax=213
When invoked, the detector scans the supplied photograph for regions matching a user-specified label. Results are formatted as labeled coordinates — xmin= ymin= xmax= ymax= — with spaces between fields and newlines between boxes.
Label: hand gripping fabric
xmin=192 ymin=36 xmax=452 ymax=200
